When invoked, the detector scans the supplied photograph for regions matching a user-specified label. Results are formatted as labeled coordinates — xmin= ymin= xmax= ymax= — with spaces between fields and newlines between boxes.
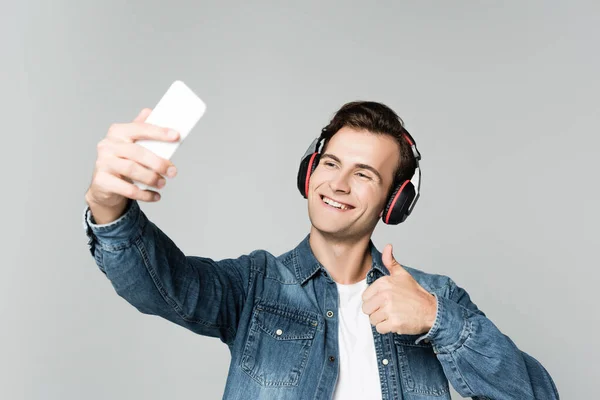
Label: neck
xmin=308 ymin=226 xmax=373 ymax=284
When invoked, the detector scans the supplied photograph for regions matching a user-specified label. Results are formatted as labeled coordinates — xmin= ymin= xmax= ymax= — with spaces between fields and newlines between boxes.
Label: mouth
xmin=319 ymin=195 xmax=355 ymax=211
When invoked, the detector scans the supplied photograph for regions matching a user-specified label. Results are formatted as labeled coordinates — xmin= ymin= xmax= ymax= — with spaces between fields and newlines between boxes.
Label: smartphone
xmin=133 ymin=80 xmax=207 ymax=191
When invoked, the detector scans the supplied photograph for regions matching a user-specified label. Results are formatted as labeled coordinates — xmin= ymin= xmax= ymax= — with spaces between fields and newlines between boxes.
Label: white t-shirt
xmin=332 ymin=278 xmax=382 ymax=400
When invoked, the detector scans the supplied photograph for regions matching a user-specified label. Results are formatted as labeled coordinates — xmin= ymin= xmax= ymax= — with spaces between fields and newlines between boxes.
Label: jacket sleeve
xmin=82 ymin=199 xmax=253 ymax=346
xmin=415 ymin=278 xmax=560 ymax=400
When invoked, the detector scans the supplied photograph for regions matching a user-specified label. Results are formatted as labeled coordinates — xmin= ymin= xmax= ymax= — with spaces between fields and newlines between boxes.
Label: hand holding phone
xmin=133 ymin=80 xmax=207 ymax=190
xmin=85 ymin=80 xmax=207 ymax=217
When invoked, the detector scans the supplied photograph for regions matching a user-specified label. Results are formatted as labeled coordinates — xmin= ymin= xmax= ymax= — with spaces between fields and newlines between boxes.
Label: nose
xmin=329 ymin=171 xmax=351 ymax=194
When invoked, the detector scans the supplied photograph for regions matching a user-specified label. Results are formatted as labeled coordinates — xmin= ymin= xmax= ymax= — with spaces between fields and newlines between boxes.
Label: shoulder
xmin=241 ymin=247 xmax=299 ymax=284
xmin=400 ymin=264 xmax=482 ymax=313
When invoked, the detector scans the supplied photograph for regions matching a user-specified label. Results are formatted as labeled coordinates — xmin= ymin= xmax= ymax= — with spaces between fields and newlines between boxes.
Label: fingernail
xmin=154 ymin=193 xmax=161 ymax=201
xmin=157 ymin=178 xmax=166 ymax=188
xmin=167 ymin=166 xmax=177 ymax=178
xmin=168 ymin=130 xmax=179 ymax=139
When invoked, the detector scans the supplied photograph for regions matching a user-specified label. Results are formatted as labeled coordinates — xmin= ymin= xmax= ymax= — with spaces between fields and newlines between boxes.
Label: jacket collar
xmin=291 ymin=234 xmax=390 ymax=285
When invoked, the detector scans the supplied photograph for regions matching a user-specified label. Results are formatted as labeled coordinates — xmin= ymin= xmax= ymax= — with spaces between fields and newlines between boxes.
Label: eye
xmin=356 ymin=172 xmax=371 ymax=180
xmin=324 ymin=161 xmax=336 ymax=167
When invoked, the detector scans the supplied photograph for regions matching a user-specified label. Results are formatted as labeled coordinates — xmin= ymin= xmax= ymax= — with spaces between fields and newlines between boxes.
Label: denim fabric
xmin=83 ymin=199 xmax=559 ymax=400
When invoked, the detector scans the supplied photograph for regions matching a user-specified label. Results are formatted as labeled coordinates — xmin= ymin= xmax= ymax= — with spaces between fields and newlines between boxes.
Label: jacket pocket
xmin=241 ymin=303 xmax=318 ymax=387
xmin=394 ymin=334 xmax=450 ymax=397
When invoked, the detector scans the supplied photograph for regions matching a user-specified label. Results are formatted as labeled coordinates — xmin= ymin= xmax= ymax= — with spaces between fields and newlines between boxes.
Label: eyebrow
xmin=321 ymin=153 xmax=383 ymax=182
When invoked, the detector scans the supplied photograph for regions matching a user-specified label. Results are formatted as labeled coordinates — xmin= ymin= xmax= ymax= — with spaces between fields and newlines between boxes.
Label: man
xmin=83 ymin=101 xmax=559 ymax=399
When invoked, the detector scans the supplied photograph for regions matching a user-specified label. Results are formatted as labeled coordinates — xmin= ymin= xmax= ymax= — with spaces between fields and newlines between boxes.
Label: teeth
xmin=323 ymin=196 xmax=349 ymax=210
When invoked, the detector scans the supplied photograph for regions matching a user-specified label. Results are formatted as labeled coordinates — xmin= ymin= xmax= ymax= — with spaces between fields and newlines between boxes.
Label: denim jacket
xmin=83 ymin=199 xmax=559 ymax=400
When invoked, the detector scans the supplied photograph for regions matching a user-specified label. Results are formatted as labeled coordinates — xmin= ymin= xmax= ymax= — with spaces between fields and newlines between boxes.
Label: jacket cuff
xmin=415 ymin=294 xmax=470 ymax=353
xmin=82 ymin=199 xmax=143 ymax=251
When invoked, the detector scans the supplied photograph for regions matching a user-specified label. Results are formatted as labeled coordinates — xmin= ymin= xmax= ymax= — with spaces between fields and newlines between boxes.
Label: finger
xmin=375 ymin=319 xmax=393 ymax=335
xmin=104 ymin=155 xmax=166 ymax=190
xmin=133 ymin=108 xmax=152 ymax=123
xmin=362 ymin=295 xmax=384 ymax=315
xmin=382 ymin=243 xmax=399 ymax=271
xmin=362 ymin=278 xmax=385 ymax=303
xmin=107 ymin=121 xmax=180 ymax=143
xmin=369 ymin=307 xmax=388 ymax=326
xmin=110 ymin=141 xmax=177 ymax=178
xmin=383 ymin=243 xmax=408 ymax=277
xmin=362 ymin=283 xmax=377 ymax=303
xmin=94 ymin=170 xmax=161 ymax=202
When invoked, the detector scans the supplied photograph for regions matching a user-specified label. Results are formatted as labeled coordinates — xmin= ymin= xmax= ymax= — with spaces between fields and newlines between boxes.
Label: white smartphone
xmin=133 ymin=80 xmax=207 ymax=191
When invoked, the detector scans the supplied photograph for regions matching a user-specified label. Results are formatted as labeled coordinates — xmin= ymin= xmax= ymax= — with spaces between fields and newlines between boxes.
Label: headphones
xmin=296 ymin=127 xmax=422 ymax=225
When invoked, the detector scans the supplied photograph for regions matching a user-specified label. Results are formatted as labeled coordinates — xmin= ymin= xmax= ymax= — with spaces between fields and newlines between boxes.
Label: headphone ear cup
xmin=382 ymin=180 xmax=416 ymax=225
xmin=297 ymin=153 xmax=321 ymax=198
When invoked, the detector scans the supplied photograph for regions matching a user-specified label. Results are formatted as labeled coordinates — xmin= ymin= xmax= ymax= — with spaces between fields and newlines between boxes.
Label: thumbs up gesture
xmin=362 ymin=244 xmax=438 ymax=335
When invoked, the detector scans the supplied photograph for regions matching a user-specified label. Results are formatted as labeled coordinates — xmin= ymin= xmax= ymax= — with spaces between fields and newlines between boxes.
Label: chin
xmin=306 ymin=192 xmax=379 ymax=237
xmin=312 ymin=221 xmax=350 ymax=236
xmin=307 ymin=206 xmax=344 ymax=234
xmin=307 ymin=207 xmax=365 ymax=240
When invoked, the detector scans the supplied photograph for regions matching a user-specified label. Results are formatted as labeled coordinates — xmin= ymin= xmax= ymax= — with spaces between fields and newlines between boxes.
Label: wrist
xmin=85 ymin=192 xmax=129 ymax=225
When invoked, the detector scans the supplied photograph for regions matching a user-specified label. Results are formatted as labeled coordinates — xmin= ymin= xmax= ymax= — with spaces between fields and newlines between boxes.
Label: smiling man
xmin=83 ymin=101 xmax=559 ymax=399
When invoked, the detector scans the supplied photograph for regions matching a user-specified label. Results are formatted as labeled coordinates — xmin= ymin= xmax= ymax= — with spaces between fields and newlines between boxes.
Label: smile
xmin=320 ymin=195 xmax=354 ymax=211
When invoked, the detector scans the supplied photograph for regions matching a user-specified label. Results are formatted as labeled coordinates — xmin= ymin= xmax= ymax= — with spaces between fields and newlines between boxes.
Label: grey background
xmin=4 ymin=0 xmax=598 ymax=398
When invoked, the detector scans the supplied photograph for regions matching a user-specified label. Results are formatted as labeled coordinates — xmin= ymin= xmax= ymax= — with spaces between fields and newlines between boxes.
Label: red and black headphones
xmin=296 ymin=127 xmax=422 ymax=225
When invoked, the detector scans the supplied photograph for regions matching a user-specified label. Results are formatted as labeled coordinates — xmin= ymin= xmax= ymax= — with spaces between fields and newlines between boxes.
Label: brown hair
xmin=320 ymin=101 xmax=417 ymax=192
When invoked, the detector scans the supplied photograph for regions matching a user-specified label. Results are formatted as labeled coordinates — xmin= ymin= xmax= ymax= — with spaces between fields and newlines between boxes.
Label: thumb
xmin=133 ymin=108 xmax=152 ymax=123
xmin=382 ymin=243 xmax=404 ymax=276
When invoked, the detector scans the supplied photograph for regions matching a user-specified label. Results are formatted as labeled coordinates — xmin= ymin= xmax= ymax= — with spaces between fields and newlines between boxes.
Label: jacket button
xmin=276 ymin=329 xmax=283 ymax=336
xmin=424 ymin=339 xmax=430 ymax=344
xmin=326 ymin=310 xmax=334 ymax=318
xmin=382 ymin=359 xmax=389 ymax=366
xmin=329 ymin=356 xmax=335 ymax=362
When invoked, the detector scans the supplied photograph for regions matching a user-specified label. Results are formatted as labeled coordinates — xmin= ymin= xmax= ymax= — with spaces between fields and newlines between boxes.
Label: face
xmin=307 ymin=126 xmax=401 ymax=240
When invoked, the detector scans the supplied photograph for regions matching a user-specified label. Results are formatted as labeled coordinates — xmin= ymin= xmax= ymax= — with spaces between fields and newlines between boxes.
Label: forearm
xmin=418 ymin=295 xmax=559 ymax=399
xmin=84 ymin=199 xmax=248 ymax=344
